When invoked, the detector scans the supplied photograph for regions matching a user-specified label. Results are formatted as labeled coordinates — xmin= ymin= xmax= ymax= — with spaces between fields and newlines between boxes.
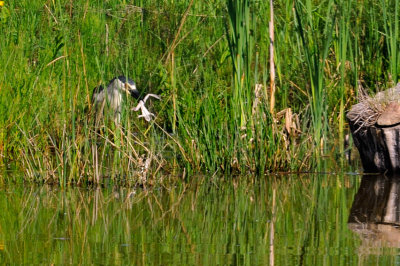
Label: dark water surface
xmin=0 ymin=174 xmax=399 ymax=265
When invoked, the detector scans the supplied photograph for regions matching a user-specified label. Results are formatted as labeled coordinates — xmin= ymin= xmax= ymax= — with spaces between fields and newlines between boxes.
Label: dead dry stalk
xmin=164 ymin=0 xmax=194 ymax=63
xmin=269 ymin=0 xmax=276 ymax=114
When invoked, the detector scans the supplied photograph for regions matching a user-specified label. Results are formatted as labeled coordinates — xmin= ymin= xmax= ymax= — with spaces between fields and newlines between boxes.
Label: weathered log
xmin=347 ymin=84 xmax=400 ymax=173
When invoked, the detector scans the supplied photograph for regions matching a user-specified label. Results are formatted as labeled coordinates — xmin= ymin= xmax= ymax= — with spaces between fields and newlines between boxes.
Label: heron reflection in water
xmin=91 ymin=76 xmax=160 ymax=124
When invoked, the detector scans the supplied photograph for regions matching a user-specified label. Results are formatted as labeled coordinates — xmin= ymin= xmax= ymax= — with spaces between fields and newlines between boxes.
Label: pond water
xmin=0 ymin=173 xmax=399 ymax=265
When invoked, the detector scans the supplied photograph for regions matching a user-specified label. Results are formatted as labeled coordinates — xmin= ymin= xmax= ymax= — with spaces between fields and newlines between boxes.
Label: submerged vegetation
xmin=0 ymin=0 xmax=397 ymax=185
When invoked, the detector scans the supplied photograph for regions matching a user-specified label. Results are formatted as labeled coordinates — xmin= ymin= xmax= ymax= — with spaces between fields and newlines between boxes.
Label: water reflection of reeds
xmin=3 ymin=174 xmax=397 ymax=264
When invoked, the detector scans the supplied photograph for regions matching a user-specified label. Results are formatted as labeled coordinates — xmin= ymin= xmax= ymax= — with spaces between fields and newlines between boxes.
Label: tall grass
xmin=226 ymin=0 xmax=259 ymax=172
xmin=334 ymin=0 xmax=352 ymax=158
xmin=293 ymin=0 xmax=335 ymax=158
xmin=0 ymin=0 xmax=399 ymax=184
xmin=381 ymin=0 xmax=400 ymax=84
xmin=226 ymin=0 xmax=253 ymax=129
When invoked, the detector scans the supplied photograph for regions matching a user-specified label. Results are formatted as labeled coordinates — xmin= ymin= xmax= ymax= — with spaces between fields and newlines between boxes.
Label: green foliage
xmin=0 ymin=0 xmax=398 ymax=184
xmin=293 ymin=0 xmax=335 ymax=156
xmin=381 ymin=0 xmax=400 ymax=83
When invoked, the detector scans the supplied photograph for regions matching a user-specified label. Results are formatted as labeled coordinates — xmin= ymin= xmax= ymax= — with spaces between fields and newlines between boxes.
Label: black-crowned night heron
xmin=92 ymin=76 xmax=160 ymax=124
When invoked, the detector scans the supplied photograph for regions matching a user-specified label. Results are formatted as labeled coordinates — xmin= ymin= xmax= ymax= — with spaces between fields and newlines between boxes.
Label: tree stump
xmin=347 ymin=84 xmax=400 ymax=173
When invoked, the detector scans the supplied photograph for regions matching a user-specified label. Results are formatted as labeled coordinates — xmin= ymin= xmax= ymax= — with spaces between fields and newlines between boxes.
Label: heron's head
xmin=114 ymin=76 xmax=140 ymax=99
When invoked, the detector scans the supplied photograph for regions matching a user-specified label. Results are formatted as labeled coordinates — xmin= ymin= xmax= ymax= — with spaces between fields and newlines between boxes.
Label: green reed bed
xmin=0 ymin=0 xmax=398 ymax=184
xmin=293 ymin=0 xmax=335 ymax=159
xmin=333 ymin=0 xmax=352 ymax=157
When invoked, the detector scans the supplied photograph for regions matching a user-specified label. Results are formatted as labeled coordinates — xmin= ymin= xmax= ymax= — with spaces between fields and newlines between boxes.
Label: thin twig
xmin=105 ymin=23 xmax=109 ymax=57
xmin=46 ymin=55 xmax=67 ymax=67
xmin=44 ymin=4 xmax=58 ymax=24
xmin=78 ymin=31 xmax=91 ymax=111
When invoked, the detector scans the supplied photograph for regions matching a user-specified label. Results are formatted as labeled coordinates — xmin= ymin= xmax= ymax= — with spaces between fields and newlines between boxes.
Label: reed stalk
xmin=334 ymin=0 xmax=352 ymax=157
xmin=293 ymin=0 xmax=335 ymax=158
xmin=269 ymin=0 xmax=275 ymax=114
xmin=381 ymin=0 xmax=399 ymax=84
xmin=227 ymin=0 xmax=253 ymax=130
